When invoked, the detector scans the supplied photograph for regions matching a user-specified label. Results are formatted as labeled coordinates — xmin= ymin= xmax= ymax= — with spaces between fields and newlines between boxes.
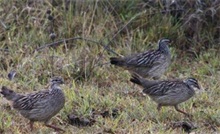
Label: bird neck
xmin=158 ymin=43 xmax=170 ymax=55
xmin=50 ymin=83 xmax=61 ymax=90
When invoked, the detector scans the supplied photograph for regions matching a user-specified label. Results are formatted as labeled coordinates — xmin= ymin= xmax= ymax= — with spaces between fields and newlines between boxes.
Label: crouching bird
xmin=130 ymin=74 xmax=200 ymax=117
xmin=0 ymin=77 xmax=65 ymax=132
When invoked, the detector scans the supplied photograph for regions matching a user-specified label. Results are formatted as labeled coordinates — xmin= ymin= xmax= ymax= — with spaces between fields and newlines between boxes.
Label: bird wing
xmin=126 ymin=50 xmax=162 ymax=67
xmin=13 ymin=90 xmax=50 ymax=110
xmin=145 ymin=81 xmax=183 ymax=96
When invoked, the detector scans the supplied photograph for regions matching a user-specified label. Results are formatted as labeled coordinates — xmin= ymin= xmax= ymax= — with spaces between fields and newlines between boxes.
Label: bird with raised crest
xmin=0 ymin=76 xmax=65 ymax=132
xmin=110 ymin=38 xmax=171 ymax=80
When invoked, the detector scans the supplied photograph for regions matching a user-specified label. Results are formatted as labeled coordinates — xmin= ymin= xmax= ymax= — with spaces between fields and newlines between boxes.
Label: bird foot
xmin=45 ymin=124 xmax=65 ymax=132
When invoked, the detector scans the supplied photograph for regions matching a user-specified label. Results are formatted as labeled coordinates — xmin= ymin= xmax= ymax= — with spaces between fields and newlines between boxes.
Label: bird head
xmin=158 ymin=38 xmax=171 ymax=54
xmin=184 ymin=78 xmax=200 ymax=90
xmin=50 ymin=76 xmax=64 ymax=85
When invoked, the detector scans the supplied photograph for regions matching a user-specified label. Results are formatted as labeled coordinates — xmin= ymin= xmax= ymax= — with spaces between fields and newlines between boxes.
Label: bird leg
xmin=45 ymin=123 xmax=65 ymax=132
xmin=174 ymin=105 xmax=191 ymax=117
xmin=157 ymin=104 xmax=162 ymax=111
xmin=29 ymin=121 xmax=34 ymax=131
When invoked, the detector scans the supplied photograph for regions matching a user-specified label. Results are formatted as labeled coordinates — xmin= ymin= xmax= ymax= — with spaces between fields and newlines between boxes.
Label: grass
xmin=0 ymin=0 xmax=220 ymax=133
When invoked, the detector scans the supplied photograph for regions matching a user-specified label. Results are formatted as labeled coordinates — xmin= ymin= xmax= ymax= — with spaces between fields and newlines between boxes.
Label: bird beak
xmin=168 ymin=39 xmax=172 ymax=44
xmin=196 ymin=84 xmax=201 ymax=90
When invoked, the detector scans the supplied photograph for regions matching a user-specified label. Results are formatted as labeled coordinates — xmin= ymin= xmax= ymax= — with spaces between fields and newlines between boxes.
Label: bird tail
xmin=1 ymin=86 xmax=19 ymax=101
xmin=110 ymin=57 xmax=125 ymax=66
xmin=130 ymin=73 xmax=157 ymax=91
xmin=130 ymin=73 xmax=143 ymax=86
